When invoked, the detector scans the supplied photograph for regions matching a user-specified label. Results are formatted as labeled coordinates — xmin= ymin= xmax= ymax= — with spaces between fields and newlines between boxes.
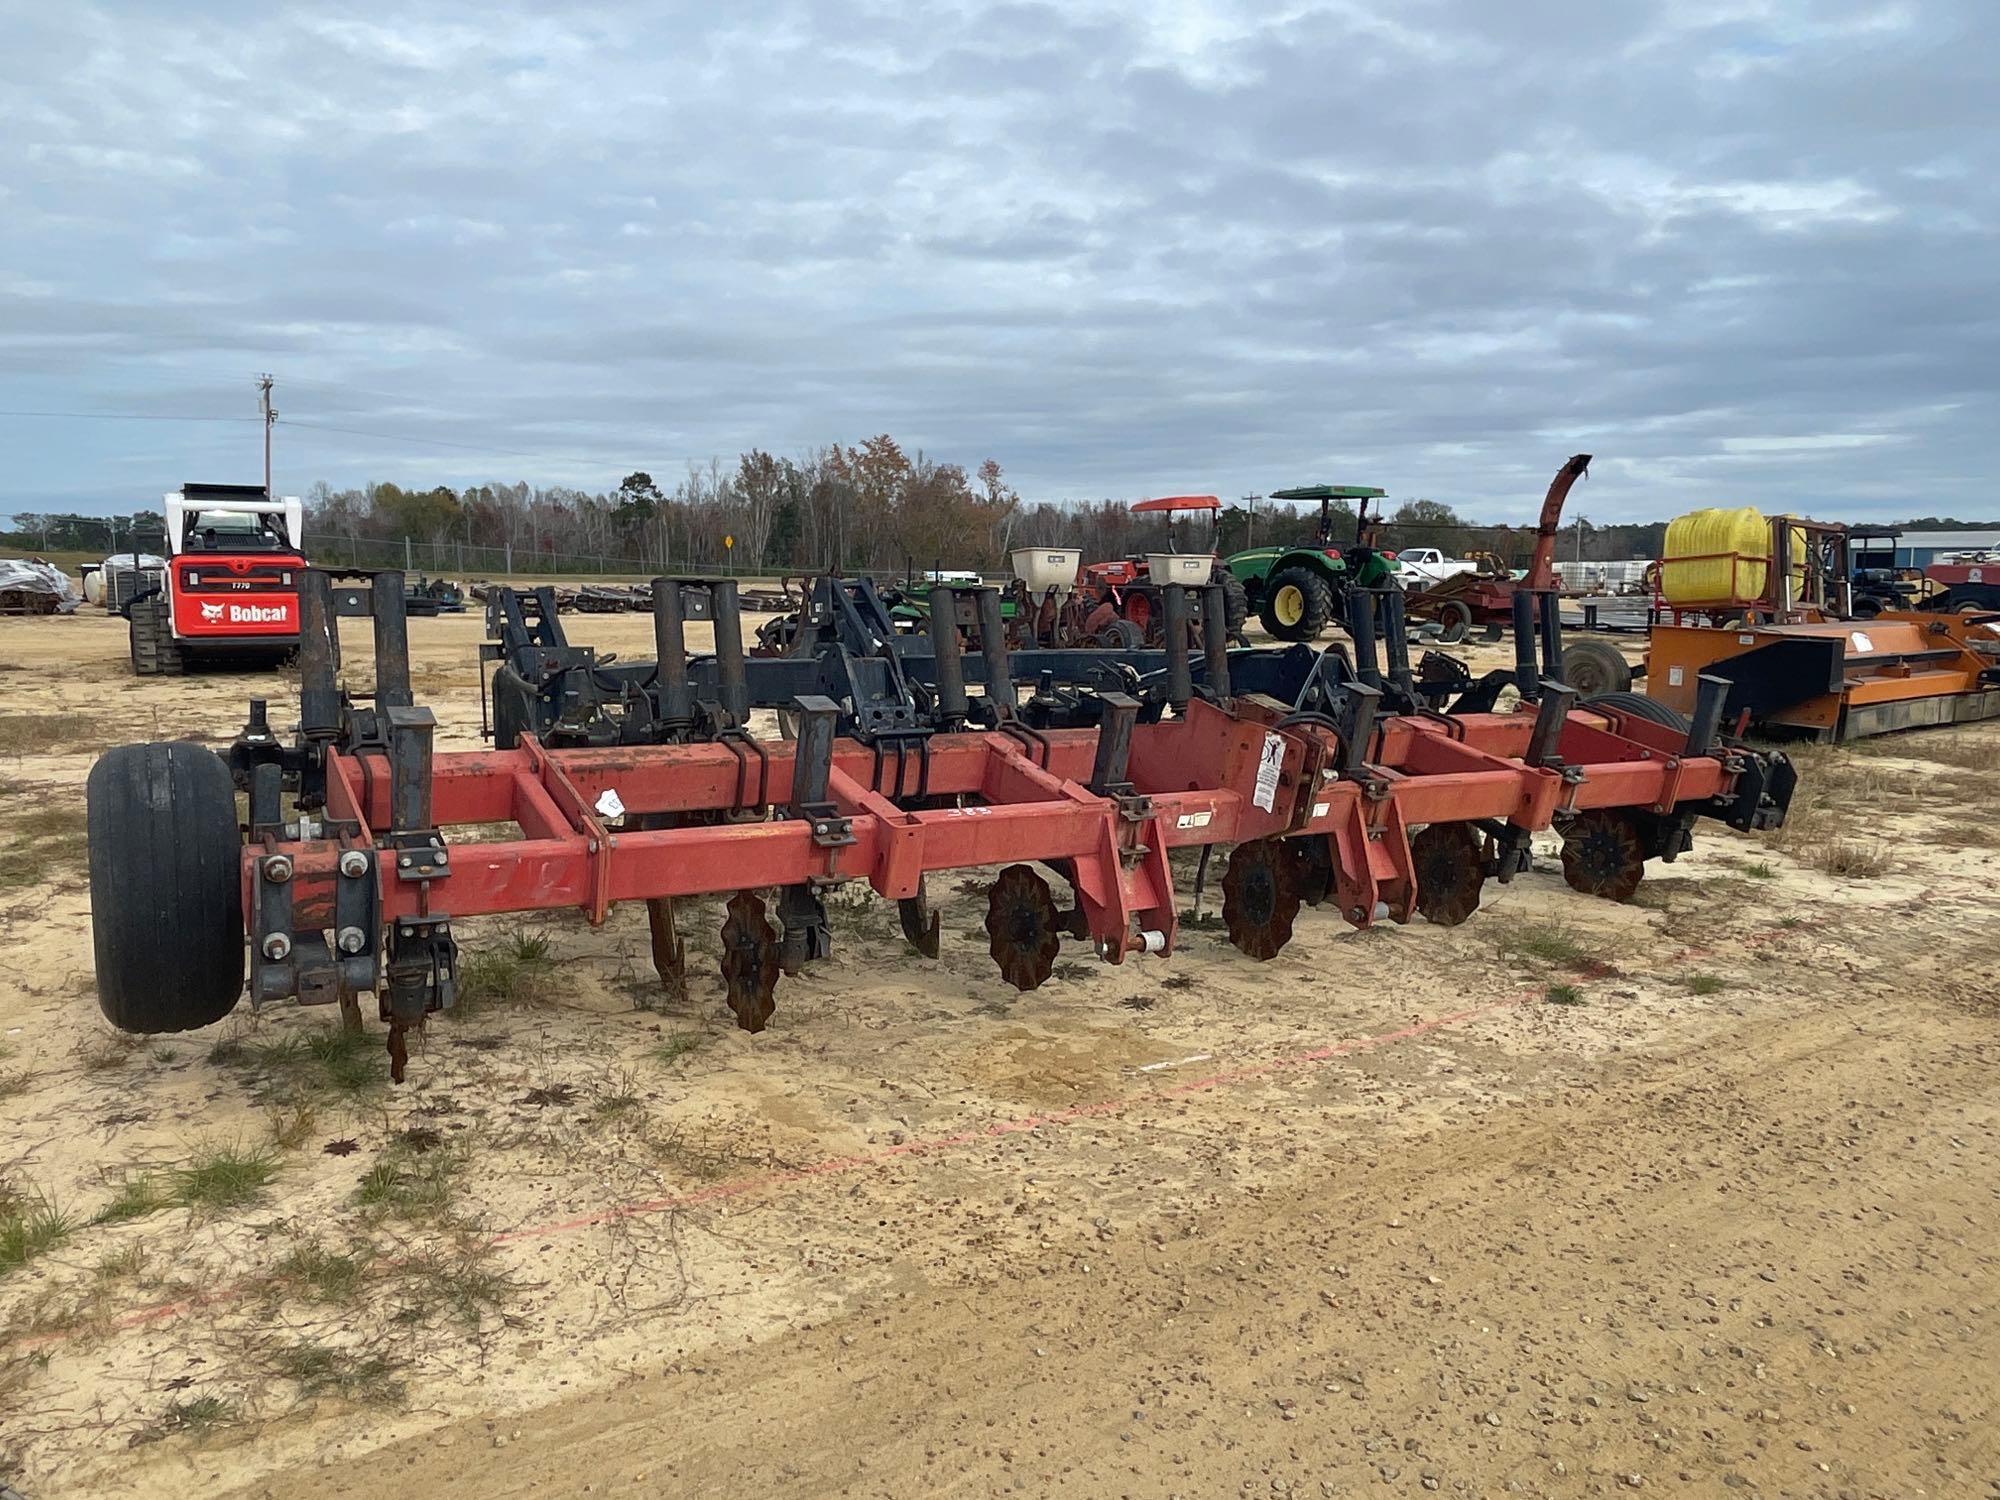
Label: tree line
xmin=8 ymin=453 xmax=1998 ymax=573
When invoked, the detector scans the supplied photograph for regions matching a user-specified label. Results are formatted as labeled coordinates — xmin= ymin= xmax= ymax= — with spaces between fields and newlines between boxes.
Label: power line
xmin=0 ymin=409 xmax=258 ymax=423
xmin=277 ymin=417 xmax=719 ymax=472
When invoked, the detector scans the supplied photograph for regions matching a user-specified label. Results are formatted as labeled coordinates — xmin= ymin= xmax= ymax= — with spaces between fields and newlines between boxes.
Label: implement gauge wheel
xmin=87 ymin=742 xmax=244 ymax=1034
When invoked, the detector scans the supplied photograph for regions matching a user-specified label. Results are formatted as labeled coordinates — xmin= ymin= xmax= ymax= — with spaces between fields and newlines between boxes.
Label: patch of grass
xmin=591 ymin=1070 xmax=644 ymax=1119
xmin=355 ymin=1138 xmax=464 ymax=1223
xmin=94 ymin=1243 xmax=148 ymax=1282
xmin=270 ymin=1341 xmax=406 ymax=1405
xmin=1685 ymin=972 xmax=1729 ymax=996
xmin=1160 ymin=974 xmax=1197 ymax=992
xmin=650 ymin=1032 xmax=711 ymax=1066
xmin=1 ymin=1191 xmax=74 ymax=1277
xmin=1807 ymin=837 xmax=1892 ymax=879
xmin=157 ymin=1394 xmax=236 ymax=1438
xmin=1743 ymin=861 xmax=1776 ymax=879
xmin=1497 ymin=923 xmax=1598 ymax=971
xmin=170 ymin=1142 xmax=280 ymax=1212
xmin=93 ymin=1174 xmax=170 ymax=1226
xmin=643 ymin=1120 xmax=742 ymax=1180
xmin=1544 ymin=983 xmax=1585 ymax=1006
xmin=270 ymin=1242 xmax=369 ymax=1304
xmin=0 ymin=804 xmax=88 ymax=891
xmin=76 ymin=1031 xmax=146 ymax=1072
xmin=390 ymin=1245 xmax=510 ymax=1329
xmin=215 ymin=1026 xmax=383 ymax=1102
xmin=1777 ymin=914 xmax=1805 ymax=929
xmin=454 ymin=929 xmax=558 ymax=1016
xmin=266 ymin=1100 xmax=318 ymax=1149
xmin=0 ymin=715 xmax=83 ymax=757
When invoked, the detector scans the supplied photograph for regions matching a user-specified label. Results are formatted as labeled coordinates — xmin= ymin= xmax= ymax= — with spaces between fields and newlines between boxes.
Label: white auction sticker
xmin=594 ymin=788 xmax=626 ymax=819
xmin=1252 ymin=732 xmax=1285 ymax=813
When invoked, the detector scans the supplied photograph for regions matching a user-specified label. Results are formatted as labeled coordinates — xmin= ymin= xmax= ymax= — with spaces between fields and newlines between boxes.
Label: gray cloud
xmin=2 ymin=0 xmax=1995 ymax=522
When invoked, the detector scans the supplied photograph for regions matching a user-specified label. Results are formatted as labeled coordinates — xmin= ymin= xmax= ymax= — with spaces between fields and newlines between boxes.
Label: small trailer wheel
xmin=1558 ymin=638 xmax=1632 ymax=697
xmin=1434 ymin=599 xmax=1473 ymax=644
xmin=87 ymin=742 xmax=245 ymax=1034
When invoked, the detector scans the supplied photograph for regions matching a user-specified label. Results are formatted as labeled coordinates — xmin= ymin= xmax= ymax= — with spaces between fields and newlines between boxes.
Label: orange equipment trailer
xmin=1642 ymin=514 xmax=2000 ymax=740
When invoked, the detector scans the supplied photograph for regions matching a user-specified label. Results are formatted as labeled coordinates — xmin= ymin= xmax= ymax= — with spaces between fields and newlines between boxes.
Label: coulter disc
xmin=1221 ymin=838 xmax=1301 ymax=960
xmin=1288 ymin=833 xmax=1336 ymax=908
xmin=985 ymin=864 xmax=1062 ymax=991
xmin=1411 ymin=822 xmax=1485 ymax=927
xmin=720 ymin=889 xmax=780 ymax=1031
xmin=1560 ymin=810 xmax=1647 ymax=903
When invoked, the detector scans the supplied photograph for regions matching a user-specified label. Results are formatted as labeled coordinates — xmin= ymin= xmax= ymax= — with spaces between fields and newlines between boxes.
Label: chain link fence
xmin=302 ymin=533 xmax=759 ymax=580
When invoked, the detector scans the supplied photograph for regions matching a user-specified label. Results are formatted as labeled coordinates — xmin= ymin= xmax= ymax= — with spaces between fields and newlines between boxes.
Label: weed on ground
xmin=211 ymin=1027 xmax=383 ymax=1104
xmin=1 ymin=1190 xmax=73 ymax=1278
xmin=454 ymin=930 xmax=558 ymax=1016
xmin=170 ymin=1143 xmax=280 ymax=1213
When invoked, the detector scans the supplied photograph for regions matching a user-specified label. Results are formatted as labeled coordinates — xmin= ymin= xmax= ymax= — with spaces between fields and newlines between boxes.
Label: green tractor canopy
xmin=1224 ymin=484 xmax=1391 ymax=641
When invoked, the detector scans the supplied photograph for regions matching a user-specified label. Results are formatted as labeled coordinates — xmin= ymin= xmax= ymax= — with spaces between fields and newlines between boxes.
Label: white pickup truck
xmin=1391 ymin=547 xmax=1478 ymax=589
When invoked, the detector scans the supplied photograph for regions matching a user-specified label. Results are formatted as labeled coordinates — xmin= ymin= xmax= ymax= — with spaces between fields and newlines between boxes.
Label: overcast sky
xmin=3 ymin=0 xmax=1994 ymax=526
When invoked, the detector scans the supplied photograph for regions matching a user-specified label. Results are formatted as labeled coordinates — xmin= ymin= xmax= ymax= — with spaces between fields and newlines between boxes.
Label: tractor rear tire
xmin=1210 ymin=567 xmax=1250 ymax=638
xmin=1259 ymin=567 xmax=1334 ymax=642
xmin=1434 ymin=599 xmax=1473 ymax=644
xmin=1558 ymin=638 xmax=1632 ymax=697
xmin=128 ymin=594 xmax=185 ymax=678
xmin=87 ymin=742 xmax=245 ymax=1034
xmin=1583 ymin=691 xmax=1691 ymax=736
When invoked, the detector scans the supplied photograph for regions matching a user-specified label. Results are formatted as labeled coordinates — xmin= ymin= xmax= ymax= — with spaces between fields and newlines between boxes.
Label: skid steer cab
xmin=127 ymin=483 xmax=307 ymax=675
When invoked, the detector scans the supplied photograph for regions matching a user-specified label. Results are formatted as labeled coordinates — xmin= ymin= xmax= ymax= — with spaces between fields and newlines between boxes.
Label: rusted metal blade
xmin=386 ymin=1018 xmax=409 ymax=1084
xmin=1412 ymin=822 xmax=1485 ymax=927
xmin=1288 ymin=833 xmax=1336 ymax=907
xmin=985 ymin=864 xmax=1062 ymax=991
xmin=1221 ymin=838 xmax=1301 ymax=960
xmin=719 ymin=889 xmax=780 ymax=1031
xmin=646 ymin=896 xmax=687 ymax=1003
xmin=898 ymin=878 xmax=941 ymax=958
xmin=1560 ymin=809 xmax=1647 ymax=903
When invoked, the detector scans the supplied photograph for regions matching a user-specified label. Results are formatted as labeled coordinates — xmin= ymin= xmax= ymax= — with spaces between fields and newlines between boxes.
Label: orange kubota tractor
xmin=1010 ymin=494 xmax=1249 ymax=648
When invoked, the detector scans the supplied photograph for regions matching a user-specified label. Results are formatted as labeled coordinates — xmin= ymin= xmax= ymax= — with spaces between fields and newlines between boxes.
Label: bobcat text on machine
xmin=126 ymin=483 xmax=307 ymax=675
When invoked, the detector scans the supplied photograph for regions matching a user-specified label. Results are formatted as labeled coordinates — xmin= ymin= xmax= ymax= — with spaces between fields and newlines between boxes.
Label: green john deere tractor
xmin=1224 ymin=484 xmax=1394 ymax=641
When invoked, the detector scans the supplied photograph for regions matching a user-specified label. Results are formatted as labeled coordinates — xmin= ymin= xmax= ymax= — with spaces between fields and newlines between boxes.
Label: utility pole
xmin=1243 ymin=493 xmax=1262 ymax=550
xmin=257 ymin=373 xmax=277 ymax=494
xmin=1574 ymin=515 xmax=1587 ymax=563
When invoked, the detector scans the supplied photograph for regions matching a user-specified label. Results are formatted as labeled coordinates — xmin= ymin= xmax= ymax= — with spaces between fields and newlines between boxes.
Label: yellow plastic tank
xmin=1659 ymin=508 xmax=1771 ymax=606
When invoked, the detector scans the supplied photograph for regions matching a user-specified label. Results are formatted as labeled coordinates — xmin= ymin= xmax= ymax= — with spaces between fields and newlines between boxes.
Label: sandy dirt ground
xmin=2 ymin=603 xmax=1996 ymax=1500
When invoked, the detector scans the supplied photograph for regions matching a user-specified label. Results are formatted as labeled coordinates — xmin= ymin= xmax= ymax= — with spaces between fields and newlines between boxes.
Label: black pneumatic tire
xmin=1583 ymin=691 xmax=1692 ymax=736
xmin=127 ymin=594 xmax=185 ymax=677
xmin=1558 ymin=638 xmax=1633 ymax=697
xmin=87 ymin=742 xmax=245 ymax=1034
xmin=1434 ymin=598 xmax=1473 ymax=644
xmin=1258 ymin=566 xmax=1334 ymax=642
xmin=1210 ymin=567 xmax=1251 ymax=638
